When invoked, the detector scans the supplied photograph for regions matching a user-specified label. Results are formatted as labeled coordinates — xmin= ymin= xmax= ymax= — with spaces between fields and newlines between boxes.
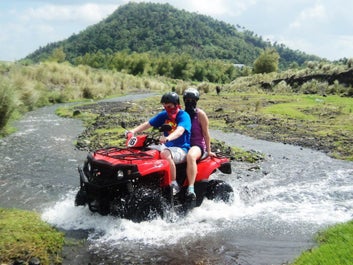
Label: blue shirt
xmin=149 ymin=109 xmax=191 ymax=151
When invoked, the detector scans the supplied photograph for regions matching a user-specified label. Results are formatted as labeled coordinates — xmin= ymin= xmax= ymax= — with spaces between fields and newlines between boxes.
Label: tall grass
xmin=0 ymin=76 xmax=15 ymax=134
xmin=0 ymin=62 xmax=172 ymax=134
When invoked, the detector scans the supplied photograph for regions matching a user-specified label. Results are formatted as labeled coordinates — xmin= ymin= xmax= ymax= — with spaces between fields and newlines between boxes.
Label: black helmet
xmin=160 ymin=92 xmax=180 ymax=105
xmin=183 ymin=87 xmax=199 ymax=102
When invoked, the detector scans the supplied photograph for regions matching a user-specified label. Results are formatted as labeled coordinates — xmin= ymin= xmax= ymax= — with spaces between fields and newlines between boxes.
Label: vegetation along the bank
xmin=0 ymin=208 xmax=64 ymax=265
xmin=292 ymin=221 xmax=353 ymax=265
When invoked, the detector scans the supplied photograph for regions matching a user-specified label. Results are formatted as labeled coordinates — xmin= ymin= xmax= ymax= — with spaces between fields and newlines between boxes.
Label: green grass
xmin=263 ymin=102 xmax=315 ymax=120
xmin=260 ymin=95 xmax=349 ymax=121
xmin=91 ymin=127 xmax=126 ymax=147
xmin=196 ymin=92 xmax=353 ymax=161
xmin=292 ymin=221 xmax=353 ymax=265
xmin=0 ymin=208 xmax=64 ymax=265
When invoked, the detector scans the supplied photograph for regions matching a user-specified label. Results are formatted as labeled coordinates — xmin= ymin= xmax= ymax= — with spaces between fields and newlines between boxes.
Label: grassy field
xmin=292 ymin=221 xmax=353 ymax=265
xmin=195 ymin=92 xmax=353 ymax=161
xmin=0 ymin=208 xmax=64 ymax=265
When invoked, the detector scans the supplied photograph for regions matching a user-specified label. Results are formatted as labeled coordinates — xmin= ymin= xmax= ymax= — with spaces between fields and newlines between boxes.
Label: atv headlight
xmin=116 ymin=170 xmax=124 ymax=180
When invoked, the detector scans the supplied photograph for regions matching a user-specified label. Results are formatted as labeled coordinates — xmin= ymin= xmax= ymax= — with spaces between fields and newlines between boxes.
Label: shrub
xmin=253 ymin=48 xmax=280 ymax=74
xmin=300 ymin=80 xmax=319 ymax=94
xmin=346 ymin=86 xmax=353 ymax=97
xmin=0 ymin=77 xmax=16 ymax=132
xmin=198 ymin=82 xmax=210 ymax=94
xmin=273 ymin=80 xmax=292 ymax=94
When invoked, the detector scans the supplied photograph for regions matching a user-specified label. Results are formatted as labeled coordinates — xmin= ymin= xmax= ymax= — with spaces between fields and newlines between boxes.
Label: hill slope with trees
xmin=24 ymin=2 xmax=319 ymax=69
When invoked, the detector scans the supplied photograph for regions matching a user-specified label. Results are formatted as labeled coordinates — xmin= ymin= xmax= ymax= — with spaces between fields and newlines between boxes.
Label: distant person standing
xmin=216 ymin=86 xmax=221 ymax=95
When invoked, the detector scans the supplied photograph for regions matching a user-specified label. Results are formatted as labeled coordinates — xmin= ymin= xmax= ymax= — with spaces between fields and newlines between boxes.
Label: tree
xmin=253 ymin=48 xmax=280 ymax=74
xmin=48 ymin=47 xmax=66 ymax=63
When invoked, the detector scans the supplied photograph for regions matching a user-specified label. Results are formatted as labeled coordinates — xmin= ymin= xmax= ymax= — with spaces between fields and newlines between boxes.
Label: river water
xmin=1 ymin=96 xmax=352 ymax=265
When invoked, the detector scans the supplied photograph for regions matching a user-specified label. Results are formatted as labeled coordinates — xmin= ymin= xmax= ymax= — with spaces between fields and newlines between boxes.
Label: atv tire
xmin=75 ymin=189 xmax=88 ymax=206
xmin=206 ymin=180 xmax=234 ymax=203
xmin=125 ymin=188 xmax=168 ymax=222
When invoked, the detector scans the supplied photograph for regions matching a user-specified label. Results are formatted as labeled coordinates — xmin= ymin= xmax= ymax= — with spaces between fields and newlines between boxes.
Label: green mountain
xmin=25 ymin=2 xmax=320 ymax=68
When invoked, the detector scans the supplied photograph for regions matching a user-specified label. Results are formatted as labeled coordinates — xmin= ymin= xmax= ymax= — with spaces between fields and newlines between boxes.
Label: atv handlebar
xmin=124 ymin=123 xmax=173 ymax=148
xmin=125 ymin=127 xmax=165 ymax=148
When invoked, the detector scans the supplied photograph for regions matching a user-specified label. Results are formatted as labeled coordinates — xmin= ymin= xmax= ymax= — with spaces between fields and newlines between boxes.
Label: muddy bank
xmin=71 ymin=100 xmax=264 ymax=162
xmin=69 ymin=97 xmax=347 ymax=161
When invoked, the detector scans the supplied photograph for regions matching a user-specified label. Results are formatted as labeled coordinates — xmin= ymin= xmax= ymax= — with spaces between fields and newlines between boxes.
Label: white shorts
xmin=166 ymin=147 xmax=187 ymax=164
xmin=148 ymin=144 xmax=187 ymax=164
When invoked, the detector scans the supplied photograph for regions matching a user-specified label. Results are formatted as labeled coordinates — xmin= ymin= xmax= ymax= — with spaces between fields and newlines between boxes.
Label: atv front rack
xmin=94 ymin=147 xmax=156 ymax=160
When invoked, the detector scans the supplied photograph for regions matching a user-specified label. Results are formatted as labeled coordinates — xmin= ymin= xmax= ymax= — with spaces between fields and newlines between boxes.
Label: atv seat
xmin=197 ymin=151 xmax=208 ymax=162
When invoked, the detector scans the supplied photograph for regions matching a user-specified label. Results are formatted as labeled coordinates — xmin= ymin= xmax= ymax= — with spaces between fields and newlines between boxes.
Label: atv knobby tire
xmin=206 ymin=180 xmax=234 ymax=203
xmin=125 ymin=188 xmax=168 ymax=222
xmin=75 ymin=189 xmax=87 ymax=206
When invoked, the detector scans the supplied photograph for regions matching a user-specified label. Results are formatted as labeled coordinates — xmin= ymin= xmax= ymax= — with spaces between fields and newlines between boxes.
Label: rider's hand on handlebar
xmin=208 ymin=151 xmax=217 ymax=157
xmin=159 ymin=136 xmax=169 ymax=144
xmin=125 ymin=130 xmax=134 ymax=138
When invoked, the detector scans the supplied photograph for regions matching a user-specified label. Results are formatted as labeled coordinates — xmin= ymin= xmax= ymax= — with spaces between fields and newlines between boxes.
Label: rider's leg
xmin=186 ymin=146 xmax=202 ymax=194
xmin=161 ymin=147 xmax=187 ymax=194
xmin=160 ymin=149 xmax=176 ymax=182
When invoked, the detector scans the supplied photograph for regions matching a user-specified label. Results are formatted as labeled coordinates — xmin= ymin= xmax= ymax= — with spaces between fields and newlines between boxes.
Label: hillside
xmin=24 ymin=2 xmax=319 ymax=69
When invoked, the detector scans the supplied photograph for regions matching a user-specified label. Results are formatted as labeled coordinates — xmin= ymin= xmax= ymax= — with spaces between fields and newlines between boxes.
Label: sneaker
xmin=171 ymin=183 xmax=180 ymax=195
xmin=186 ymin=189 xmax=196 ymax=200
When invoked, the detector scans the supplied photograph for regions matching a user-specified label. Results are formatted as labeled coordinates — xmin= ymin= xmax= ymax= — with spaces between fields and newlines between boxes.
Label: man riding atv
xmin=128 ymin=92 xmax=191 ymax=196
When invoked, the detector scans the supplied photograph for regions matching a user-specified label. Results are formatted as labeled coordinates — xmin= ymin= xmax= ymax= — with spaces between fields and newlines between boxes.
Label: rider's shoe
xmin=171 ymin=183 xmax=180 ymax=195
xmin=185 ymin=189 xmax=196 ymax=200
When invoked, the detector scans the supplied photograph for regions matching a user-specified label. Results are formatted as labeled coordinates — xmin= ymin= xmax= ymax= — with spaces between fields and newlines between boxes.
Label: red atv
xmin=75 ymin=125 xmax=233 ymax=222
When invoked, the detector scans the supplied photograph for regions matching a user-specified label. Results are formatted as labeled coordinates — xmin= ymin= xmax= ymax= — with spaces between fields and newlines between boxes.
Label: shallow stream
xmin=0 ymin=95 xmax=352 ymax=265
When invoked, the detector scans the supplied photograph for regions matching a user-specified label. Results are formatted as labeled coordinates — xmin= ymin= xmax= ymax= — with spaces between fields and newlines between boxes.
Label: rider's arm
xmin=131 ymin=121 xmax=151 ymax=134
xmin=160 ymin=126 xmax=185 ymax=143
xmin=198 ymin=109 xmax=215 ymax=156
xmin=166 ymin=126 xmax=185 ymax=142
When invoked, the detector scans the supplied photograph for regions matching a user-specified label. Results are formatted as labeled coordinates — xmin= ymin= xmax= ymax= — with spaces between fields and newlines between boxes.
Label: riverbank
xmin=61 ymin=91 xmax=353 ymax=161
xmin=58 ymin=95 xmax=265 ymax=163
xmin=0 ymin=208 xmax=64 ymax=265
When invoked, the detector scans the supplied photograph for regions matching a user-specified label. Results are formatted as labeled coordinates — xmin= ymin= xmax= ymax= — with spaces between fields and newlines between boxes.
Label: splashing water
xmin=41 ymin=153 xmax=353 ymax=264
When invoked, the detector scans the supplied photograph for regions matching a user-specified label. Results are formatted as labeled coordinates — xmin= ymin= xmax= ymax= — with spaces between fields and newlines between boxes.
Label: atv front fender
xmin=136 ymin=159 xmax=172 ymax=186
xmin=218 ymin=161 xmax=232 ymax=174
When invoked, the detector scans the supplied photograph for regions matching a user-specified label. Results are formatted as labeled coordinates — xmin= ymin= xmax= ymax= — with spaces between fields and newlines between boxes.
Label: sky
xmin=1 ymin=0 xmax=353 ymax=62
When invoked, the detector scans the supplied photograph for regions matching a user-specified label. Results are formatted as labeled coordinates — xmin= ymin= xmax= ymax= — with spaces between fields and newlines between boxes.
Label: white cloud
xmin=19 ymin=3 xmax=117 ymax=23
xmin=289 ymin=3 xmax=327 ymax=29
xmin=184 ymin=0 xmax=256 ymax=17
xmin=186 ymin=0 xmax=232 ymax=16
xmin=327 ymin=35 xmax=353 ymax=59
xmin=0 ymin=2 xmax=118 ymax=60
